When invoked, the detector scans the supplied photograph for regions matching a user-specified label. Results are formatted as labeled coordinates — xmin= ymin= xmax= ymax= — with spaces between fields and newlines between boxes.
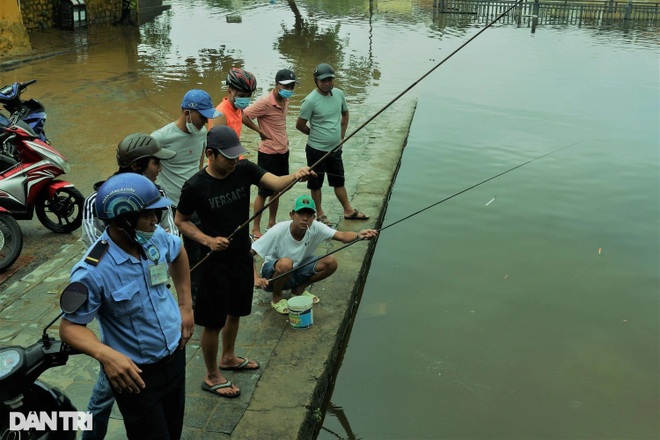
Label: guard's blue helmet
xmin=96 ymin=173 xmax=172 ymax=220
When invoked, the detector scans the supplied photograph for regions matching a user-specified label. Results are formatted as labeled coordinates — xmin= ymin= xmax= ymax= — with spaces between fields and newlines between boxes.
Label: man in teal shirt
xmin=296 ymin=63 xmax=369 ymax=225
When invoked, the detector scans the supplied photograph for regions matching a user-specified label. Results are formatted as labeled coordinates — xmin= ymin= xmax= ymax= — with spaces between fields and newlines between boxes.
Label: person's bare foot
xmin=219 ymin=357 xmax=259 ymax=370
xmin=202 ymin=373 xmax=240 ymax=398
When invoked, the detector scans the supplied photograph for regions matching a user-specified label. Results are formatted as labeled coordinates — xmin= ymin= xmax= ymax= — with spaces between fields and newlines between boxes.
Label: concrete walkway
xmin=0 ymin=95 xmax=417 ymax=438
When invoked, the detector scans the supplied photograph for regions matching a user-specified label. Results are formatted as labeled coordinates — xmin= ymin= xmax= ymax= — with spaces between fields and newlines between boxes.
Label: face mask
xmin=234 ymin=97 xmax=251 ymax=109
xmin=186 ymin=112 xmax=201 ymax=134
xmin=135 ymin=230 xmax=155 ymax=245
xmin=279 ymin=89 xmax=294 ymax=99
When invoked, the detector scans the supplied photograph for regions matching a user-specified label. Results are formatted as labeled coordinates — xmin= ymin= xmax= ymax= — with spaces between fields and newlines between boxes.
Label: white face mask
xmin=186 ymin=112 xmax=201 ymax=134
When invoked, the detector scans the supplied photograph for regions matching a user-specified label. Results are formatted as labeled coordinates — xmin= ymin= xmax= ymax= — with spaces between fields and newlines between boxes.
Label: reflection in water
xmin=320 ymin=403 xmax=362 ymax=440
xmin=276 ymin=20 xmax=345 ymax=85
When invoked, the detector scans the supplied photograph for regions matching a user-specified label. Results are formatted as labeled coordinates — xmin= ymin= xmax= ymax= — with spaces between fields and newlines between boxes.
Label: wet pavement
xmin=0 ymin=37 xmax=417 ymax=437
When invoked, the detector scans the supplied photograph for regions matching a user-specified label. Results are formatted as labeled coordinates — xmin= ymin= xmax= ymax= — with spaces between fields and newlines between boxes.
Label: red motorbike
xmin=0 ymin=207 xmax=22 ymax=272
xmin=0 ymin=124 xmax=84 ymax=234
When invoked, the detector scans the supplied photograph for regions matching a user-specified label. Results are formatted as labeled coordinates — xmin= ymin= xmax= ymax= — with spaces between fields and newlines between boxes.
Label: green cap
xmin=292 ymin=195 xmax=316 ymax=213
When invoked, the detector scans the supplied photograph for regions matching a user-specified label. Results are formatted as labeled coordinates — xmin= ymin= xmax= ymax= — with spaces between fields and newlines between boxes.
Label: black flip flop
xmin=220 ymin=357 xmax=260 ymax=371
xmin=201 ymin=381 xmax=241 ymax=398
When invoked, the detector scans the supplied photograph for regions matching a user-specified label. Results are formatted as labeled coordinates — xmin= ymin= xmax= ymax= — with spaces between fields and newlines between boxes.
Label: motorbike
xmin=0 ymin=124 xmax=84 ymax=233
xmin=0 ymin=79 xmax=49 ymax=148
xmin=0 ymin=207 xmax=23 ymax=272
xmin=0 ymin=282 xmax=89 ymax=439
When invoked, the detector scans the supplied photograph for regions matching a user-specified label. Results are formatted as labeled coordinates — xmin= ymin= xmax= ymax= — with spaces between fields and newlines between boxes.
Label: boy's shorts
xmin=261 ymin=256 xmax=318 ymax=292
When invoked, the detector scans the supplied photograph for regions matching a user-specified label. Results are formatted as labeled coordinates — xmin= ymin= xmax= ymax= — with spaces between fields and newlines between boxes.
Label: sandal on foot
xmin=344 ymin=209 xmax=369 ymax=220
xmin=220 ymin=356 xmax=260 ymax=371
xmin=271 ymin=299 xmax=289 ymax=314
xmin=316 ymin=215 xmax=331 ymax=226
xmin=201 ymin=381 xmax=241 ymax=399
xmin=295 ymin=290 xmax=320 ymax=304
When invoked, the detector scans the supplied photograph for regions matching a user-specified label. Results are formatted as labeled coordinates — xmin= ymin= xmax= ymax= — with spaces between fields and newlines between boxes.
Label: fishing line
xmin=266 ymin=141 xmax=580 ymax=283
xmin=191 ymin=0 xmax=524 ymax=273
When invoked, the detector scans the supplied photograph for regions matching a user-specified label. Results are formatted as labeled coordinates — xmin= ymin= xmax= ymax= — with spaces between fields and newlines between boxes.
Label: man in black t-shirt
xmin=175 ymin=125 xmax=312 ymax=398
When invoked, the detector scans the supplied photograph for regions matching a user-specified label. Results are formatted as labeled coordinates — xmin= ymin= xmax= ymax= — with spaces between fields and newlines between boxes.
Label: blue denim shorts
xmin=261 ymin=256 xmax=318 ymax=292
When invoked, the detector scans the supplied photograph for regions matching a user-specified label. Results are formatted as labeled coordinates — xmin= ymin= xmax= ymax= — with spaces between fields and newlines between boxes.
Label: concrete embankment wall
xmin=234 ymin=96 xmax=418 ymax=440
xmin=0 ymin=91 xmax=418 ymax=439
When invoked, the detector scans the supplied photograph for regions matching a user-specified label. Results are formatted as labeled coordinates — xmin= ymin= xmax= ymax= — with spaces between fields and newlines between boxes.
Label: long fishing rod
xmin=191 ymin=0 xmax=524 ymax=273
xmin=267 ymin=141 xmax=580 ymax=283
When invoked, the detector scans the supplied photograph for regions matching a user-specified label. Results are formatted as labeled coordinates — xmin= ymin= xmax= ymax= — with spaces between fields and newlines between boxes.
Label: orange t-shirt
xmin=210 ymin=97 xmax=243 ymax=138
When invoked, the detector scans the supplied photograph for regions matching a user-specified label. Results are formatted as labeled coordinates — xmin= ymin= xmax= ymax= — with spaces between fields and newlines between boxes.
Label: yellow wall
xmin=0 ymin=0 xmax=31 ymax=55
xmin=0 ymin=0 xmax=23 ymax=20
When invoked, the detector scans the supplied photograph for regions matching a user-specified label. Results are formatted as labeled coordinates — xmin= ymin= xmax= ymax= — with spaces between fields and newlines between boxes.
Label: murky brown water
xmin=2 ymin=0 xmax=658 ymax=438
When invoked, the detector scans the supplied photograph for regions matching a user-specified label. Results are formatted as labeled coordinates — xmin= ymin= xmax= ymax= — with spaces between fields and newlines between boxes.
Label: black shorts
xmin=257 ymin=151 xmax=290 ymax=197
xmin=194 ymin=252 xmax=254 ymax=329
xmin=305 ymin=145 xmax=345 ymax=190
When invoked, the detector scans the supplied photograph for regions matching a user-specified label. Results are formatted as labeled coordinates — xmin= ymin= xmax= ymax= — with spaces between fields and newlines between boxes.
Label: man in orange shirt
xmin=208 ymin=68 xmax=257 ymax=138
xmin=243 ymin=69 xmax=299 ymax=239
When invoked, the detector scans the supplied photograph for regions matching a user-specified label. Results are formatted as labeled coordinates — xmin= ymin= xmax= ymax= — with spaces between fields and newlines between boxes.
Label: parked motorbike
xmin=0 ymin=208 xmax=23 ymax=272
xmin=0 ymin=282 xmax=88 ymax=439
xmin=0 ymin=79 xmax=49 ymax=147
xmin=0 ymin=124 xmax=84 ymax=233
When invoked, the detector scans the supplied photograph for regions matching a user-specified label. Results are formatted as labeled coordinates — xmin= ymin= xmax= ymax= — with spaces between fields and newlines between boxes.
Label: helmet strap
xmin=115 ymin=213 xmax=143 ymax=252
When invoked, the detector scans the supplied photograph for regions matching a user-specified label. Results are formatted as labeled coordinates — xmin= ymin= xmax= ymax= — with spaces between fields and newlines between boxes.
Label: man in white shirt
xmin=251 ymin=195 xmax=378 ymax=314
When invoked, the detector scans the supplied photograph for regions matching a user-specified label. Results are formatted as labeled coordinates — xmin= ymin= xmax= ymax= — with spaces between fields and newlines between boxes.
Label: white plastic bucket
xmin=288 ymin=296 xmax=314 ymax=329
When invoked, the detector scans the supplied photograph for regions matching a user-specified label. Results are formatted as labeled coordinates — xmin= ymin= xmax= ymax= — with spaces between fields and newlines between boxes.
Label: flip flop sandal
xmin=344 ymin=209 xmax=369 ymax=220
xmin=271 ymin=299 xmax=289 ymax=314
xmin=201 ymin=380 xmax=241 ymax=398
xmin=299 ymin=290 xmax=320 ymax=304
xmin=220 ymin=356 xmax=260 ymax=371
xmin=316 ymin=215 xmax=332 ymax=226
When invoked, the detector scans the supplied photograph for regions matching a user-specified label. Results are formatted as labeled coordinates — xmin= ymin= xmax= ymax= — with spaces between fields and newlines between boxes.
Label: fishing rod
xmin=266 ymin=141 xmax=580 ymax=283
xmin=191 ymin=0 xmax=524 ymax=273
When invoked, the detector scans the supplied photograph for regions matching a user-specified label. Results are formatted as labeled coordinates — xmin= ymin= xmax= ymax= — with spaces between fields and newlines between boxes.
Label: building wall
xmin=20 ymin=0 xmax=123 ymax=30
xmin=0 ymin=0 xmax=32 ymax=54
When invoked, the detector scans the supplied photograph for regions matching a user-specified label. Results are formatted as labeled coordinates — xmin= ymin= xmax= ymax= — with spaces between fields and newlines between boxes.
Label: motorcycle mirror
xmin=41 ymin=282 xmax=88 ymax=346
xmin=60 ymin=282 xmax=88 ymax=314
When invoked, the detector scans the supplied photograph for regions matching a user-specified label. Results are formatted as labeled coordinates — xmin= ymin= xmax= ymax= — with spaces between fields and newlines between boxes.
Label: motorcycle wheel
xmin=35 ymin=187 xmax=84 ymax=233
xmin=0 ymin=213 xmax=22 ymax=272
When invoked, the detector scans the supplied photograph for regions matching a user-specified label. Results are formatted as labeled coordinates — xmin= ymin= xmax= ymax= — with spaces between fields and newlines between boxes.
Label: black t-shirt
xmin=178 ymin=160 xmax=266 ymax=257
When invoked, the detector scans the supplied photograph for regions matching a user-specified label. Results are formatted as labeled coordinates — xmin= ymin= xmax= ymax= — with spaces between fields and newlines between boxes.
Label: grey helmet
xmin=116 ymin=133 xmax=176 ymax=168
xmin=313 ymin=63 xmax=335 ymax=80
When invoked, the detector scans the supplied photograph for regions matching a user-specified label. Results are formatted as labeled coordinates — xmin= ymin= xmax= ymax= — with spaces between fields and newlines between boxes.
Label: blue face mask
xmin=135 ymin=230 xmax=155 ymax=245
xmin=234 ymin=97 xmax=251 ymax=109
xmin=278 ymin=89 xmax=294 ymax=99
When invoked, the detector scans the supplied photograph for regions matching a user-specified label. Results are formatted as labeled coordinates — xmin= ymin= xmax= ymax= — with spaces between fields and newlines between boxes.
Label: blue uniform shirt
xmin=65 ymin=225 xmax=183 ymax=364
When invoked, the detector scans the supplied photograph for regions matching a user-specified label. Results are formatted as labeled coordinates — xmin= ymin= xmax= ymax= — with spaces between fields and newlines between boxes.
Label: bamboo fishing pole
xmin=190 ymin=0 xmax=525 ymax=273
xmin=266 ymin=141 xmax=581 ymax=283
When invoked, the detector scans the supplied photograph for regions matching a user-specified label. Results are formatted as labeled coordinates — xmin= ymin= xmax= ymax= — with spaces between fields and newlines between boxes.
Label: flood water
xmin=318 ymin=8 xmax=660 ymax=440
xmin=1 ymin=1 xmax=658 ymax=439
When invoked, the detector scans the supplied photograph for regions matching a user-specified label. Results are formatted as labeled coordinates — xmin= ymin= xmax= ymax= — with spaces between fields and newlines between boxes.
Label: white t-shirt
xmin=251 ymin=220 xmax=336 ymax=270
xmin=151 ymin=122 xmax=207 ymax=206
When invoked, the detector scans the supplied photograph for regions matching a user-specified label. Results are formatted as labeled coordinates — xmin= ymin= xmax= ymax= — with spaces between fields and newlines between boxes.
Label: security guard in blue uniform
xmin=59 ymin=173 xmax=194 ymax=440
